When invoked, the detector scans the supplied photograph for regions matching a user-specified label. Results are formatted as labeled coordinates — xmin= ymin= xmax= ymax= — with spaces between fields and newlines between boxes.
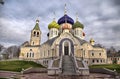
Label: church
xmin=19 ymin=7 xmax=107 ymax=68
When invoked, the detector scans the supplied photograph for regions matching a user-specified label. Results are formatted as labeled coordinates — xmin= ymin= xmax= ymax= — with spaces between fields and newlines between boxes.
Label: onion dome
xmin=58 ymin=14 xmax=74 ymax=25
xmin=48 ymin=21 xmax=60 ymax=29
xmin=90 ymin=38 xmax=95 ymax=43
xmin=62 ymin=23 xmax=71 ymax=30
xmin=73 ymin=21 xmax=84 ymax=29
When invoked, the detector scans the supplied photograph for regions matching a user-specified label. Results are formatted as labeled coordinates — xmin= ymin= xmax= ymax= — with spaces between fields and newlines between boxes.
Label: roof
xmin=93 ymin=44 xmax=104 ymax=48
xmin=74 ymin=36 xmax=88 ymax=45
xmin=22 ymin=45 xmax=40 ymax=47
xmin=33 ymin=23 xmax=40 ymax=30
xmin=41 ymin=36 xmax=58 ymax=46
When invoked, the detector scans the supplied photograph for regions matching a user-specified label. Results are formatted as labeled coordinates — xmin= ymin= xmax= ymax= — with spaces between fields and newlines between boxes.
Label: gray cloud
xmin=0 ymin=0 xmax=120 ymax=50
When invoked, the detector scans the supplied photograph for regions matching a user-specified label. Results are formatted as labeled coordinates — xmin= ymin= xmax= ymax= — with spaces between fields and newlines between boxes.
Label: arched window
xmin=32 ymin=53 xmax=34 ymax=57
xmin=27 ymin=53 xmax=29 ymax=57
xmin=50 ymin=30 xmax=53 ymax=37
xmin=33 ymin=42 xmax=34 ymax=45
xmin=30 ymin=53 xmax=31 ymax=57
xmin=92 ymin=59 xmax=94 ymax=63
xmin=99 ymin=53 xmax=101 ymax=56
xmin=101 ymin=60 xmax=102 ymax=63
xmin=55 ymin=31 xmax=57 ymax=35
xmin=37 ymin=32 xmax=39 ymax=37
xmin=77 ymin=30 xmax=79 ymax=35
xmin=44 ymin=51 xmax=45 ymax=57
xmin=48 ymin=50 xmax=49 ymax=57
xmin=92 ymin=53 xmax=94 ymax=56
xmin=34 ymin=31 xmax=36 ymax=36
xmin=75 ymin=30 xmax=76 ymax=35
xmin=97 ymin=60 xmax=99 ymax=63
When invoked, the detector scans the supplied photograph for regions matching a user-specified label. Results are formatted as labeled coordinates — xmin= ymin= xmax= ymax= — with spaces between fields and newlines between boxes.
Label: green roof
xmin=73 ymin=21 xmax=84 ymax=29
xmin=33 ymin=23 xmax=40 ymax=30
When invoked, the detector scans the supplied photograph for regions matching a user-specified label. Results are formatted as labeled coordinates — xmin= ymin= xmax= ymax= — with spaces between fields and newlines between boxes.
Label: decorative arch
xmin=59 ymin=38 xmax=74 ymax=56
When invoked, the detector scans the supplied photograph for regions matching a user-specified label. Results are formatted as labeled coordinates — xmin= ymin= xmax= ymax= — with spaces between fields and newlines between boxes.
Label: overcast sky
xmin=0 ymin=0 xmax=120 ymax=50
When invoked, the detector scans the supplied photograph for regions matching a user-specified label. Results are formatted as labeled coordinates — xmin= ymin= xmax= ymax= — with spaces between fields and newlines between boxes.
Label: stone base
xmin=48 ymin=69 xmax=62 ymax=75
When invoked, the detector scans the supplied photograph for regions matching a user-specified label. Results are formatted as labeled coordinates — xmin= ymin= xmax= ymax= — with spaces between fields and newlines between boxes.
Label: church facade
xmin=19 ymin=12 xmax=107 ymax=66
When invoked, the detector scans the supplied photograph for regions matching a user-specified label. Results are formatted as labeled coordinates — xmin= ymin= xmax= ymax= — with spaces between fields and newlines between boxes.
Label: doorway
xmin=64 ymin=41 xmax=69 ymax=55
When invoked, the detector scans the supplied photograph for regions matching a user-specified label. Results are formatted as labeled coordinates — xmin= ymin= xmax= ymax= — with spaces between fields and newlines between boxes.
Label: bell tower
xmin=30 ymin=19 xmax=41 ymax=46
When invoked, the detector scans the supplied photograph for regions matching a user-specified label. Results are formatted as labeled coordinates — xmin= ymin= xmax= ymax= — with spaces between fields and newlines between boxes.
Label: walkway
xmin=0 ymin=71 xmax=116 ymax=79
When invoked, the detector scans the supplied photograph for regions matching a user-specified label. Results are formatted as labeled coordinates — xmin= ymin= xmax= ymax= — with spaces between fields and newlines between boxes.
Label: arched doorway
xmin=62 ymin=41 xmax=71 ymax=55
xmin=59 ymin=38 xmax=74 ymax=56
xmin=64 ymin=41 xmax=69 ymax=55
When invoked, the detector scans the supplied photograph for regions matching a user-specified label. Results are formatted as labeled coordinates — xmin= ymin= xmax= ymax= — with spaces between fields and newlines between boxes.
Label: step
xmin=62 ymin=55 xmax=77 ymax=75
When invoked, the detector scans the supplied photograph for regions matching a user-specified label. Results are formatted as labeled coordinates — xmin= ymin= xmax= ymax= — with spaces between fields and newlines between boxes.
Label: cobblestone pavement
xmin=0 ymin=71 xmax=117 ymax=79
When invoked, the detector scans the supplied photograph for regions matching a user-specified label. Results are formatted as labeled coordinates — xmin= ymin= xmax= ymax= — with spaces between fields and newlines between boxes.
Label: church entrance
xmin=63 ymin=41 xmax=69 ymax=55
xmin=64 ymin=46 xmax=69 ymax=55
xmin=59 ymin=38 xmax=74 ymax=56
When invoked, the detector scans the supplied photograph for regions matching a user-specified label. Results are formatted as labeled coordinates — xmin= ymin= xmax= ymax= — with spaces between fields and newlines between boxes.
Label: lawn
xmin=0 ymin=60 xmax=45 ymax=72
xmin=89 ymin=64 xmax=120 ymax=73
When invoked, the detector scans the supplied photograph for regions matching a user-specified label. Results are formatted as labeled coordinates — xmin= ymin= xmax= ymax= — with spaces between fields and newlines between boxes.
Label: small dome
xmin=58 ymin=14 xmax=74 ymax=25
xmin=48 ymin=21 xmax=60 ymax=29
xmin=62 ymin=23 xmax=71 ymax=30
xmin=90 ymin=38 xmax=95 ymax=43
xmin=73 ymin=21 xmax=84 ymax=29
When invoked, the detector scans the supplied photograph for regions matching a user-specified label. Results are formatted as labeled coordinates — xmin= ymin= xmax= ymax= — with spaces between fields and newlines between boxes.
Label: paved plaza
xmin=0 ymin=71 xmax=116 ymax=79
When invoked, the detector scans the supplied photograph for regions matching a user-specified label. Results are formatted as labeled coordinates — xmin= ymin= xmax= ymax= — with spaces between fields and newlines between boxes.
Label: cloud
xmin=0 ymin=0 xmax=120 ymax=50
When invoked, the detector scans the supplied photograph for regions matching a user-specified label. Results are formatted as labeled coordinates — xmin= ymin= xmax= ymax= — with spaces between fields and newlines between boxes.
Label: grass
xmin=0 ymin=60 xmax=45 ymax=72
xmin=89 ymin=64 xmax=120 ymax=73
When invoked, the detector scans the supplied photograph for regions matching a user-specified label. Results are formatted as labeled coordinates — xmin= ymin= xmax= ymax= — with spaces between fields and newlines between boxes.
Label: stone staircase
xmin=62 ymin=55 xmax=77 ymax=75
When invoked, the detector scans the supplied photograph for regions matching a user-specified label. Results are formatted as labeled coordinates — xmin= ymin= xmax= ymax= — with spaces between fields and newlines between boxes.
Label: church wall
xmin=39 ymin=43 xmax=60 ymax=66
xmin=88 ymin=48 xmax=107 ymax=65
xmin=19 ymin=46 xmax=40 ymax=59
xmin=40 ymin=43 xmax=58 ymax=59
xmin=80 ymin=43 xmax=107 ymax=65
xmin=107 ymin=57 xmax=120 ymax=64
xmin=82 ymin=43 xmax=93 ymax=59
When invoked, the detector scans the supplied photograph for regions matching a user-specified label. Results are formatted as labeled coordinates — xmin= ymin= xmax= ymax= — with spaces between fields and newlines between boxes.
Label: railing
xmin=48 ymin=54 xmax=63 ymax=75
xmin=70 ymin=52 xmax=79 ymax=73
xmin=59 ymin=53 xmax=63 ymax=72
